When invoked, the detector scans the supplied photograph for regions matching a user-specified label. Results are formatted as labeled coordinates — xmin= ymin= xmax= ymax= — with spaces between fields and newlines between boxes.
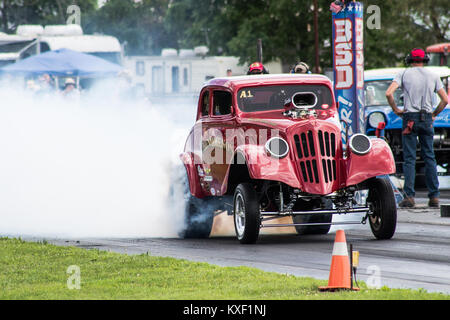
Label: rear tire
xmin=233 ymin=183 xmax=260 ymax=244
xmin=180 ymin=195 xmax=215 ymax=238
xmin=367 ymin=177 xmax=397 ymax=240
xmin=176 ymin=166 xmax=214 ymax=239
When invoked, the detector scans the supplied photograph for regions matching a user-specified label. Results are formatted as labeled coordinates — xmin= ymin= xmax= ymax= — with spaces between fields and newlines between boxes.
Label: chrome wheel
xmin=233 ymin=183 xmax=260 ymax=244
xmin=234 ymin=193 xmax=246 ymax=239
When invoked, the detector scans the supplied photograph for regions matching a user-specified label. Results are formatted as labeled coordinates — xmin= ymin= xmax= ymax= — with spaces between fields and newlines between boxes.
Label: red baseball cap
xmin=410 ymin=48 xmax=426 ymax=61
xmin=249 ymin=62 xmax=264 ymax=73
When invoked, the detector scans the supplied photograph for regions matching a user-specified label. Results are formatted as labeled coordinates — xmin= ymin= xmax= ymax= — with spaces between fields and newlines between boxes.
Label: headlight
xmin=265 ymin=137 xmax=289 ymax=158
xmin=349 ymin=134 xmax=372 ymax=156
xmin=368 ymin=112 xmax=385 ymax=128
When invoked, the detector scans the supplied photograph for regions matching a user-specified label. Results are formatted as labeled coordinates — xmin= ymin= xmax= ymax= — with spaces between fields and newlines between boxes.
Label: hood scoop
xmin=282 ymin=91 xmax=319 ymax=119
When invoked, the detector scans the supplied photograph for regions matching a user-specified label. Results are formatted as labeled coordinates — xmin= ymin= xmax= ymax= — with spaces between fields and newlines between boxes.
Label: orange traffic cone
xmin=319 ymin=229 xmax=359 ymax=291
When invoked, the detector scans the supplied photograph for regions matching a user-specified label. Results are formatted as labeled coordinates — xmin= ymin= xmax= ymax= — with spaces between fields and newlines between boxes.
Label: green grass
xmin=0 ymin=237 xmax=448 ymax=300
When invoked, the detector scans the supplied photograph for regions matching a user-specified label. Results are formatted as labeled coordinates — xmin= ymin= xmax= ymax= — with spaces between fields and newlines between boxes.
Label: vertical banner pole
xmin=332 ymin=1 xmax=365 ymax=146
xmin=257 ymin=39 xmax=263 ymax=64
xmin=313 ymin=0 xmax=320 ymax=73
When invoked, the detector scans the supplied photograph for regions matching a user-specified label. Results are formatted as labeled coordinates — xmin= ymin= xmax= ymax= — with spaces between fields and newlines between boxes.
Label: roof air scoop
xmin=292 ymin=92 xmax=318 ymax=109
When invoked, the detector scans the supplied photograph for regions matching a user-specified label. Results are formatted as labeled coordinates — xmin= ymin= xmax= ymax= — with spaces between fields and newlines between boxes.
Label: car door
xmin=191 ymin=87 xmax=217 ymax=196
xmin=195 ymin=88 xmax=235 ymax=196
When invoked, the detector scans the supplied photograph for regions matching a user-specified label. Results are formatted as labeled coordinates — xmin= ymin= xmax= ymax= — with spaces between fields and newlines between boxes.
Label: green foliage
xmin=1 ymin=1 xmax=449 ymax=70
xmin=0 ymin=0 xmax=97 ymax=32
xmin=163 ymin=0 xmax=447 ymax=70
xmin=165 ymin=0 xmax=331 ymax=69
xmin=397 ymin=0 xmax=449 ymax=43
xmin=164 ymin=0 xmax=449 ymax=69
xmin=83 ymin=0 xmax=173 ymax=55
xmin=363 ymin=0 xmax=449 ymax=68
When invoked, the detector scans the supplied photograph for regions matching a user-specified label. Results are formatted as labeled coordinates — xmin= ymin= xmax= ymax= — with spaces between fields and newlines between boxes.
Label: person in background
xmin=247 ymin=62 xmax=269 ymax=75
xmin=36 ymin=73 xmax=55 ymax=97
xmin=117 ymin=70 xmax=135 ymax=100
xmin=226 ymin=69 xmax=233 ymax=77
xmin=38 ymin=74 xmax=54 ymax=90
xmin=291 ymin=61 xmax=311 ymax=74
xmin=385 ymin=48 xmax=448 ymax=208
xmin=26 ymin=79 xmax=40 ymax=93
xmin=62 ymin=78 xmax=80 ymax=100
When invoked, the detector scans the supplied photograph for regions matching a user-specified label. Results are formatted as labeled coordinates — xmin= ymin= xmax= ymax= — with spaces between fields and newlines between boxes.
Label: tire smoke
xmin=0 ymin=83 xmax=194 ymax=238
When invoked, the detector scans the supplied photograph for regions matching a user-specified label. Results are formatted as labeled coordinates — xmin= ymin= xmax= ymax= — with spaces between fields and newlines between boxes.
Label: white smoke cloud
xmin=0 ymin=81 xmax=195 ymax=238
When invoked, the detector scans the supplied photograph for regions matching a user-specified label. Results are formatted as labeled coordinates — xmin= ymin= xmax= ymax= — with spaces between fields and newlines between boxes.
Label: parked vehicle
xmin=179 ymin=74 xmax=397 ymax=244
xmin=0 ymin=24 xmax=122 ymax=67
xmin=427 ymin=43 xmax=449 ymax=67
xmin=364 ymin=67 xmax=450 ymax=179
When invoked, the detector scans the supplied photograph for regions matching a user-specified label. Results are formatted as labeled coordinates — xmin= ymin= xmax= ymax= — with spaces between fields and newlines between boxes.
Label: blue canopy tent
xmin=0 ymin=48 xmax=123 ymax=78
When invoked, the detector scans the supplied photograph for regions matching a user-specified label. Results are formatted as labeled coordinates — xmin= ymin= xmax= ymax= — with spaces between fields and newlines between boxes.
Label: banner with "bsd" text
xmin=332 ymin=2 xmax=365 ymax=145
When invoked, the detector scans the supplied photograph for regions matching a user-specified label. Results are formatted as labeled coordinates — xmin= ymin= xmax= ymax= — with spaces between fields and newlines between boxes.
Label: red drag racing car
xmin=179 ymin=74 xmax=397 ymax=244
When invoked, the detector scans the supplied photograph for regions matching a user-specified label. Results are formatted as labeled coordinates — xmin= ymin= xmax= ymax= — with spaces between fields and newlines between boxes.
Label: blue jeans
xmin=402 ymin=112 xmax=440 ymax=199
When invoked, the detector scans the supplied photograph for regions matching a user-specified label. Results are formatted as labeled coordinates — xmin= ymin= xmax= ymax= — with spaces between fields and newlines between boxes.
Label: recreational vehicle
xmin=0 ymin=24 xmax=122 ymax=67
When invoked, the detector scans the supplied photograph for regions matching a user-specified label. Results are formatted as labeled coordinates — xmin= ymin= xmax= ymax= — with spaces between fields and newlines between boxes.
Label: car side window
xmin=201 ymin=91 xmax=210 ymax=116
xmin=213 ymin=90 xmax=232 ymax=116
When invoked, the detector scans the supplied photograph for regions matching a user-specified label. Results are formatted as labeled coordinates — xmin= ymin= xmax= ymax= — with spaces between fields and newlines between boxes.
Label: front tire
xmin=367 ymin=177 xmax=397 ymax=240
xmin=233 ymin=183 xmax=260 ymax=244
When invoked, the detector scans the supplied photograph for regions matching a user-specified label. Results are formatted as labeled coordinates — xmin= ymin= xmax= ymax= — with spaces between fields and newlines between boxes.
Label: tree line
xmin=1 ymin=0 xmax=448 ymax=70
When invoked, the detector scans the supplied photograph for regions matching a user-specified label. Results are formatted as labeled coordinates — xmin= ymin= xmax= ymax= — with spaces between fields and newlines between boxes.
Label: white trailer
xmin=124 ymin=48 xmax=282 ymax=97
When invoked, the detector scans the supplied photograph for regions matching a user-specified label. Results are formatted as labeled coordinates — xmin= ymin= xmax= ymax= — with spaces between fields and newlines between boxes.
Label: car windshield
xmin=365 ymin=80 xmax=402 ymax=107
xmin=0 ymin=40 xmax=34 ymax=53
xmin=237 ymin=84 xmax=333 ymax=112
